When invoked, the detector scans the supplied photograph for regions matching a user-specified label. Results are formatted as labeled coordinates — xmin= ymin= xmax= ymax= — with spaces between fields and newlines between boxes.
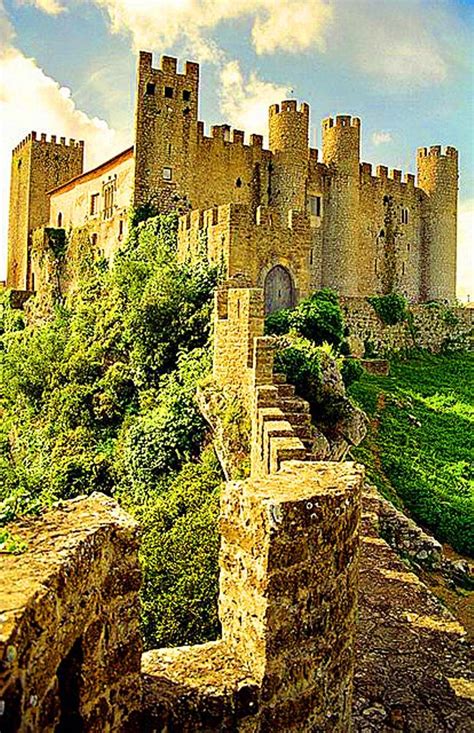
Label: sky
xmin=0 ymin=0 xmax=473 ymax=298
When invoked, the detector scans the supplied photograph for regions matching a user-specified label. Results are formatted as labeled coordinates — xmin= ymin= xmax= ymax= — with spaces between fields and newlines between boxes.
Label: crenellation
xmin=376 ymin=164 xmax=388 ymax=178
xmin=361 ymin=162 xmax=373 ymax=176
xmin=390 ymin=168 xmax=402 ymax=182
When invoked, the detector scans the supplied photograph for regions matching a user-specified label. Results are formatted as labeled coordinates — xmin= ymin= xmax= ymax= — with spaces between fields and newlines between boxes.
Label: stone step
xmin=255 ymin=385 xmax=279 ymax=407
xmin=276 ymin=383 xmax=296 ymax=398
xmin=278 ymin=397 xmax=311 ymax=414
xmin=273 ymin=372 xmax=287 ymax=384
xmin=258 ymin=407 xmax=311 ymax=429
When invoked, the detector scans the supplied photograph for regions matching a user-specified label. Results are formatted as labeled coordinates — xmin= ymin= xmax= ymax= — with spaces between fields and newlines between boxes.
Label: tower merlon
xmin=361 ymin=162 xmax=373 ymax=176
xmin=417 ymin=145 xmax=458 ymax=161
xmin=232 ymin=129 xmax=244 ymax=145
xmin=270 ymin=100 xmax=309 ymax=118
xmin=138 ymin=50 xmax=199 ymax=79
xmin=376 ymin=165 xmax=388 ymax=179
xmin=390 ymin=169 xmax=402 ymax=182
xmin=309 ymin=148 xmax=318 ymax=161
xmin=404 ymin=173 xmax=415 ymax=185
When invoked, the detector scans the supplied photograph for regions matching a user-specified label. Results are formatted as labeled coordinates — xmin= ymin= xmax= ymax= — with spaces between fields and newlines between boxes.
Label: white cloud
xmin=372 ymin=131 xmax=392 ymax=146
xmin=0 ymin=4 xmax=125 ymax=280
xmin=80 ymin=0 xmax=333 ymax=61
xmin=219 ymin=60 xmax=290 ymax=139
xmin=457 ymin=199 xmax=474 ymax=303
xmin=16 ymin=0 xmax=65 ymax=14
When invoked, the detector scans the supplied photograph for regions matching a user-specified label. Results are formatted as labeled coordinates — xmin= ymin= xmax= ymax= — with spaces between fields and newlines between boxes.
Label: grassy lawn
xmin=348 ymin=352 xmax=474 ymax=556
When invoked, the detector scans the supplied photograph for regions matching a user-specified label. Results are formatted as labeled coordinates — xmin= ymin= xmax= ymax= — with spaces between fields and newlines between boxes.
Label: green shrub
xmin=274 ymin=336 xmax=324 ymax=406
xmin=341 ymin=358 xmax=364 ymax=387
xmin=265 ymin=288 xmax=345 ymax=347
xmin=265 ymin=308 xmax=292 ymax=335
xmin=367 ymin=293 xmax=408 ymax=325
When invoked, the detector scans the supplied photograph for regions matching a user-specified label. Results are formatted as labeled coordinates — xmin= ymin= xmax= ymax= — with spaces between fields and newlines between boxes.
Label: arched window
xmin=57 ymin=212 xmax=63 ymax=227
xmin=264 ymin=265 xmax=295 ymax=314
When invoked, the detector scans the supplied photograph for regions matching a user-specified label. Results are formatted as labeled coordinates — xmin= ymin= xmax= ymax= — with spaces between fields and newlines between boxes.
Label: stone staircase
xmin=252 ymin=372 xmax=316 ymax=476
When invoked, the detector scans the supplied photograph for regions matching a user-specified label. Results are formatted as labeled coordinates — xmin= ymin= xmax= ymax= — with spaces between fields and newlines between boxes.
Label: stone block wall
xmin=341 ymin=297 xmax=472 ymax=355
xmin=143 ymin=460 xmax=363 ymax=731
xmin=0 ymin=493 xmax=142 ymax=732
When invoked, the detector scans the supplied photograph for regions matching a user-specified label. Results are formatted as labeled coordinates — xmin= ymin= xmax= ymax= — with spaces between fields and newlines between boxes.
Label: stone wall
xmin=143 ymin=460 xmax=363 ymax=732
xmin=0 ymin=493 xmax=142 ymax=732
xmin=341 ymin=297 xmax=472 ymax=355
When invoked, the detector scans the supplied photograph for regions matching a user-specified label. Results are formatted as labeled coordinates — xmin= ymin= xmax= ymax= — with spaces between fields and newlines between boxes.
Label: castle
xmin=7 ymin=51 xmax=458 ymax=309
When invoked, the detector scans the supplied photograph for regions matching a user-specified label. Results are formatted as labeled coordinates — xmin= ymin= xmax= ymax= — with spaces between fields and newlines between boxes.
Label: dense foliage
xmin=367 ymin=293 xmax=408 ymax=325
xmin=266 ymin=288 xmax=345 ymax=347
xmin=0 ymin=214 xmax=221 ymax=647
xmin=349 ymin=352 xmax=474 ymax=556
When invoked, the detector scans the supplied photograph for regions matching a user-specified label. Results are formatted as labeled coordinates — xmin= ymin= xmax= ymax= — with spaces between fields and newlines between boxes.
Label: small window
xmin=401 ymin=207 xmax=409 ymax=224
xmin=308 ymin=195 xmax=321 ymax=217
xmin=164 ymin=86 xmax=174 ymax=98
xmin=119 ymin=219 xmax=124 ymax=238
xmin=183 ymin=90 xmax=191 ymax=101
xmin=167 ymin=143 xmax=172 ymax=156
xmin=146 ymin=82 xmax=156 ymax=95
xmin=103 ymin=181 xmax=115 ymax=219
xmin=236 ymin=177 xmax=242 ymax=188
xmin=18 ymin=159 xmax=22 ymax=169
xmin=163 ymin=167 xmax=172 ymax=181
xmin=57 ymin=212 xmax=63 ymax=227
xmin=402 ymin=262 xmax=406 ymax=275
xmin=90 ymin=193 xmax=99 ymax=216
xmin=91 ymin=233 xmax=98 ymax=247
xmin=31 ymin=272 xmax=35 ymax=291
xmin=310 ymin=250 xmax=314 ymax=265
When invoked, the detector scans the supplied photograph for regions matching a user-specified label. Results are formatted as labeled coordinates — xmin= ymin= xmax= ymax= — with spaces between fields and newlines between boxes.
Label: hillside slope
xmin=348 ymin=352 xmax=474 ymax=556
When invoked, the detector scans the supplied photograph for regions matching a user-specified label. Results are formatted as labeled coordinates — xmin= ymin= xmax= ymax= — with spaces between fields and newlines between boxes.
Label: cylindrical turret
xmin=268 ymin=101 xmax=309 ymax=218
xmin=321 ymin=115 xmax=361 ymax=296
xmin=417 ymin=146 xmax=458 ymax=301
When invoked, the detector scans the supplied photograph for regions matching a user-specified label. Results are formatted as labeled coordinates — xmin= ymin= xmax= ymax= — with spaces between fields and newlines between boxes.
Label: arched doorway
xmin=264 ymin=265 xmax=295 ymax=314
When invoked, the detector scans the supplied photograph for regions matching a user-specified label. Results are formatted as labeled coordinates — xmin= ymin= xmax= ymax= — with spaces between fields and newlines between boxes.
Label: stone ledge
xmin=142 ymin=640 xmax=259 ymax=729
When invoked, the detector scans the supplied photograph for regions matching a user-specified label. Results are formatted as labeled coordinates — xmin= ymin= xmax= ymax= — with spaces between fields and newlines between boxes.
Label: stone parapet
xmin=0 ymin=493 xmax=142 ymax=732
xmin=142 ymin=460 xmax=363 ymax=731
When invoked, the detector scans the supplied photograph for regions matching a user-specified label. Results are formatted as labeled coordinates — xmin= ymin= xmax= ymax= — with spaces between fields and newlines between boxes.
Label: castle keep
xmin=7 ymin=51 xmax=458 ymax=308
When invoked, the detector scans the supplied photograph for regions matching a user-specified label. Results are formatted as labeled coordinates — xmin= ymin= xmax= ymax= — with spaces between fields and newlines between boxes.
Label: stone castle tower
xmin=7 ymin=133 xmax=84 ymax=291
xmin=5 ymin=51 xmax=459 ymax=307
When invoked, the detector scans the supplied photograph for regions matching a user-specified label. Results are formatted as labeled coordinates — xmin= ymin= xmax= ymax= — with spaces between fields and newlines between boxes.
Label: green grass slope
xmin=348 ymin=352 xmax=474 ymax=556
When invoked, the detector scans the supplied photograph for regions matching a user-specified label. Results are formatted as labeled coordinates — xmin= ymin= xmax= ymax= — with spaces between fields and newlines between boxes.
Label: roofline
xmin=48 ymin=145 xmax=134 ymax=196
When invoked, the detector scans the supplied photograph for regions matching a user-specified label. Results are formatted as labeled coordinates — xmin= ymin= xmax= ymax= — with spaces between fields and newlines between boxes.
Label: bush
xmin=265 ymin=288 xmax=345 ymax=347
xmin=367 ymin=293 xmax=408 ymax=325
xmin=274 ymin=336 xmax=326 ymax=407
xmin=265 ymin=308 xmax=292 ymax=336
xmin=341 ymin=358 xmax=364 ymax=388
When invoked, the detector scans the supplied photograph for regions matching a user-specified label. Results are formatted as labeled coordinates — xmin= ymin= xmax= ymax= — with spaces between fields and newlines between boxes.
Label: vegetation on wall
xmin=349 ymin=352 xmax=474 ymax=556
xmin=367 ymin=292 xmax=408 ymax=325
xmin=0 ymin=213 xmax=221 ymax=648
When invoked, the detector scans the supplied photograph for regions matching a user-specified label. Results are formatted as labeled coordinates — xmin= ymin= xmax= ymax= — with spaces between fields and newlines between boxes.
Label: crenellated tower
xmin=321 ymin=115 xmax=361 ymax=296
xmin=268 ymin=101 xmax=309 ymax=219
xmin=133 ymin=52 xmax=200 ymax=213
xmin=417 ymin=146 xmax=458 ymax=301
xmin=7 ymin=132 xmax=84 ymax=291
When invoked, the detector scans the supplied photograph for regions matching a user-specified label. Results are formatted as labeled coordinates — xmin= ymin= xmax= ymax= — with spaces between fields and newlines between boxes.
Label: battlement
xmin=196 ymin=121 xmax=264 ymax=150
xmin=269 ymin=100 xmax=309 ymax=117
xmin=417 ymin=145 xmax=458 ymax=161
xmin=138 ymin=50 xmax=199 ymax=79
xmin=13 ymin=131 xmax=84 ymax=156
xmin=360 ymin=162 xmax=416 ymax=188
xmin=322 ymin=115 xmax=361 ymax=130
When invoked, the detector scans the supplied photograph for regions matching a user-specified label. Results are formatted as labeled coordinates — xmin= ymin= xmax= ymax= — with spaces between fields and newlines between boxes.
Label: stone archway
xmin=264 ymin=265 xmax=295 ymax=314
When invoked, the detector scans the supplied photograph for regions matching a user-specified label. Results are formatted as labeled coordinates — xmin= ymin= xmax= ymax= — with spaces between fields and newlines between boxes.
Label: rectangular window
xmin=119 ymin=219 xmax=124 ymax=238
xmin=401 ymin=207 xmax=409 ymax=224
xmin=103 ymin=181 xmax=115 ymax=219
xmin=183 ymin=90 xmax=191 ymax=101
xmin=308 ymin=195 xmax=322 ymax=217
xmin=146 ymin=82 xmax=156 ymax=95
xmin=91 ymin=233 xmax=98 ymax=247
xmin=163 ymin=167 xmax=172 ymax=181
xmin=164 ymin=86 xmax=174 ymax=98
xmin=90 ymin=193 xmax=99 ymax=216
